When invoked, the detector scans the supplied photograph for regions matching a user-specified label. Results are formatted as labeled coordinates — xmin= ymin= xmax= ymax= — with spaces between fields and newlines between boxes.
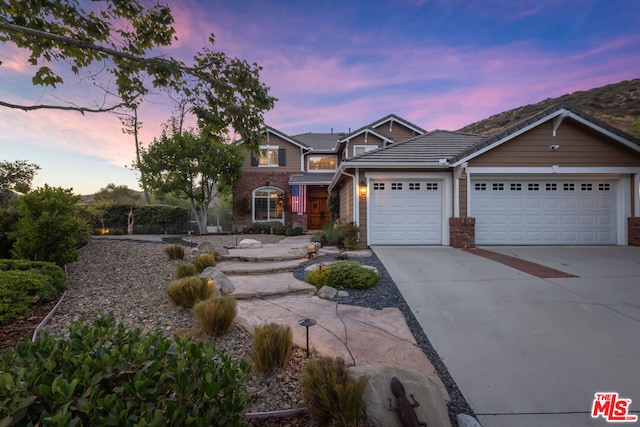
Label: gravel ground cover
xmin=8 ymin=234 xmax=474 ymax=426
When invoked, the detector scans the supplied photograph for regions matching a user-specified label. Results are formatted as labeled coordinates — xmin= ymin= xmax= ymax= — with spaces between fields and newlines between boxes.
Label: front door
xmin=308 ymin=198 xmax=329 ymax=229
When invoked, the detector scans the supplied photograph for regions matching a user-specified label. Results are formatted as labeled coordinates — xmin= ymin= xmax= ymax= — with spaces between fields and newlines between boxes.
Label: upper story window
xmin=353 ymin=145 xmax=376 ymax=157
xmin=251 ymin=145 xmax=285 ymax=167
xmin=307 ymin=155 xmax=336 ymax=172
xmin=259 ymin=145 xmax=279 ymax=167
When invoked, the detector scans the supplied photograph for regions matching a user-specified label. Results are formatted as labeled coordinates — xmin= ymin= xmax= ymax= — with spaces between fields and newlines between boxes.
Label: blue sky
xmin=1 ymin=0 xmax=639 ymax=194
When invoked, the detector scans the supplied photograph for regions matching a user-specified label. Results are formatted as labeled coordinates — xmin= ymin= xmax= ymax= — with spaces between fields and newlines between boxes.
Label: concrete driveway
xmin=372 ymin=245 xmax=640 ymax=427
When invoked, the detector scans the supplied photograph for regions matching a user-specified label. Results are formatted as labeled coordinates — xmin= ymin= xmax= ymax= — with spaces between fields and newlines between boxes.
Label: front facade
xmin=235 ymin=105 xmax=640 ymax=247
xmin=232 ymin=116 xmax=425 ymax=232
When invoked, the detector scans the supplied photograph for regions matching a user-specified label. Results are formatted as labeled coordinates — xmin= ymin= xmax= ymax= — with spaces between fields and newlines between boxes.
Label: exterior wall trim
xmin=364 ymin=171 xmax=452 ymax=245
xmin=466 ymin=166 xmax=640 ymax=175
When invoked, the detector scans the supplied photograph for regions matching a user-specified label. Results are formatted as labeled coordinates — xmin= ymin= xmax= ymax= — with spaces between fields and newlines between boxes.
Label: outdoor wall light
xmin=298 ymin=318 xmax=317 ymax=358
xmin=359 ymin=181 xmax=367 ymax=197
xmin=549 ymin=144 xmax=560 ymax=151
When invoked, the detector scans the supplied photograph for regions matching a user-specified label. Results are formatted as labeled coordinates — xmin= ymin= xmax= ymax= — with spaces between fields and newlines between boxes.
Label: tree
xmin=0 ymin=160 xmax=40 ymax=207
xmin=93 ymin=183 xmax=141 ymax=205
xmin=10 ymin=185 xmax=89 ymax=265
xmin=0 ymin=1 xmax=276 ymax=152
xmin=138 ymin=121 xmax=243 ymax=234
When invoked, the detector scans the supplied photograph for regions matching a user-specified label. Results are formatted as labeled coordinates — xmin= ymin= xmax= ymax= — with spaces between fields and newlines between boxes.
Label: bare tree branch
xmin=0 ymin=100 xmax=127 ymax=114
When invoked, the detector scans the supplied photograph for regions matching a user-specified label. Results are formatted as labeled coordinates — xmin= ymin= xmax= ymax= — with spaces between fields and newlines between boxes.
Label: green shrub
xmin=0 ymin=316 xmax=255 ymax=426
xmin=339 ymin=223 xmax=359 ymax=250
xmin=193 ymin=296 xmax=237 ymax=337
xmin=305 ymin=261 xmax=378 ymax=290
xmin=336 ymin=253 xmax=349 ymax=261
xmin=9 ymin=185 xmax=90 ymax=266
xmin=164 ymin=244 xmax=185 ymax=260
xmin=248 ymin=222 xmax=304 ymax=236
xmin=250 ymin=323 xmax=293 ymax=374
xmin=0 ymin=261 xmax=67 ymax=325
xmin=0 ymin=259 xmax=66 ymax=293
xmin=193 ymin=254 xmax=216 ymax=272
xmin=176 ymin=262 xmax=197 ymax=278
xmin=285 ymin=226 xmax=304 ymax=236
xmin=301 ymin=356 xmax=368 ymax=427
xmin=167 ymin=277 xmax=214 ymax=308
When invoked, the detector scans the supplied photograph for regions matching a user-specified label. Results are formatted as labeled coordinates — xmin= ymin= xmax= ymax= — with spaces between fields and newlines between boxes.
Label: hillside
xmin=458 ymin=78 xmax=640 ymax=137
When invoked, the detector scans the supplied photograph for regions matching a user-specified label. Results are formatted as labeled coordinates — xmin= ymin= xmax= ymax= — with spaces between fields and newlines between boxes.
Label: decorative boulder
xmin=238 ymin=238 xmax=262 ymax=249
xmin=288 ymin=246 xmax=310 ymax=258
xmin=197 ymin=241 xmax=230 ymax=257
xmin=348 ymin=365 xmax=451 ymax=427
xmin=317 ymin=285 xmax=338 ymax=300
xmin=304 ymin=262 xmax=331 ymax=274
xmin=200 ymin=267 xmax=235 ymax=295
xmin=362 ymin=265 xmax=379 ymax=276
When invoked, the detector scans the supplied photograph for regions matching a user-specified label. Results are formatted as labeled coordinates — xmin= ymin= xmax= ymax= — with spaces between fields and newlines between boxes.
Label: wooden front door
xmin=308 ymin=198 xmax=329 ymax=229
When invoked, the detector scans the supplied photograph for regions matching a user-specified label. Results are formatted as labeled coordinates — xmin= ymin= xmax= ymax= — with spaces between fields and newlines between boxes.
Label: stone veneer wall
xmin=628 ymin=217 xmax=640 ymax=246
xmin=232 ymin=172 xmax=308 ymax=232
xmin=449 ymin=217 xmax=475 ymax=248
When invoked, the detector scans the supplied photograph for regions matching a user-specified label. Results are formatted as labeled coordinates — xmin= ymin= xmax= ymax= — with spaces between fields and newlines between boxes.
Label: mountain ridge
xmin=458 ymin=78 xmax=640 ymax=137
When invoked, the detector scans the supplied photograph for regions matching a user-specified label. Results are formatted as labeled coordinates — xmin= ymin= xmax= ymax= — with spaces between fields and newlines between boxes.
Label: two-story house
xmin=234 ymin=105 xmax=640 ymax=248
xmin=232 ymin=115 xmax=425 ymax=231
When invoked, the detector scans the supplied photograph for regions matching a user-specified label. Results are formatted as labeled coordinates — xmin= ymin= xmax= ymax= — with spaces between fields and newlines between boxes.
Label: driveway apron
xmin=372 ymin=245 xmax=640 ymax=427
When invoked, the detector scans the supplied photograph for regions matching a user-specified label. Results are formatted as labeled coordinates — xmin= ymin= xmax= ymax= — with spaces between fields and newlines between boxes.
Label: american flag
xmin=291 ymin=185 xmax=307 ymax=213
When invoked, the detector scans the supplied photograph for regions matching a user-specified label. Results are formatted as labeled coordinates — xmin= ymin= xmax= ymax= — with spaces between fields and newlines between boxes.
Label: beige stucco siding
xmin=468 ymin=119 xmax=640 ymax=167
xmin=240 ymin=134 xmax=303 ymax=173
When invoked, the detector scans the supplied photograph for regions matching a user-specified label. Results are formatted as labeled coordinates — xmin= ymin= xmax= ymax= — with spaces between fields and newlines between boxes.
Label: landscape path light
xmin=298 ymin=318 xmax=317 ymax=358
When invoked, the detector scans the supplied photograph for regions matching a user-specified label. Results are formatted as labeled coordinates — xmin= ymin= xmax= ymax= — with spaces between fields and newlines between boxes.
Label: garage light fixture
xmin=549 ymin=144 xmax=560 ymax=151
xmin=359 ymin=181 xmax=367 ymax=197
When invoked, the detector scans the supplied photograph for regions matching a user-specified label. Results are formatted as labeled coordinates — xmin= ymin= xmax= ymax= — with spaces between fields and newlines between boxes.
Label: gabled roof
xmin=262 ymin=126 xmax=310 ymax=150
xmin=293 ymin=132 xmax=342 ymax=152
xmin=235 ymin=125 xmax=310 ymax=150
xmin=338 ymin=127 xmax=394 ymax=144
xmin=329 ymin=130 xmax=484 ymax=190
xmin=337 ymin=113 xmax=427 ymax=143
xmin=451 ymin=103 xmax=640 ymax=165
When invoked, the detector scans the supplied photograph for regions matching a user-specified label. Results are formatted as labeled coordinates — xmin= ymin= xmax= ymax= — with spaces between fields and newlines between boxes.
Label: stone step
xmin=230 ymin=273 xmax=316 ymax=299
xmin=216 ymin=259 xmax=307 ymax=275
xmin=217 ymin=253 xmax=305 ymax=263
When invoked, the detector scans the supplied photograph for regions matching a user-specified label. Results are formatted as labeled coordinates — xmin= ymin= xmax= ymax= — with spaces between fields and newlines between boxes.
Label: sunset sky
xmin=1 ymin=0 xmax=639 ymax=195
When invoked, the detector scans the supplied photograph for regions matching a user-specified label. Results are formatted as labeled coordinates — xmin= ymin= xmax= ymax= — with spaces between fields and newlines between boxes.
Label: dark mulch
xmin=0 ymin=295 xmax=63 ymax=353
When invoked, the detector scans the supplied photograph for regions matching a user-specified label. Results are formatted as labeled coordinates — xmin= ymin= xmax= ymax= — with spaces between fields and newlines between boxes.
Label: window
xmin=564 ymin=183 xmax=575 ymax=191
xmin=599 ymin=183 xmax=611 ymax=191
xmin=510 ymin=183 xmax=522 ymax=191
xmin=373 ymin=182 xmax=385 ymax=190
xmin=253 ymin=187 xmax=284 ymax=223
xmin=475 ymin=183 xmax=487 ymax=191
xmin=307 ymin=155 xmax=336 ymax=171
xmin=409 ymin=183 xmax=421 ymax=190
xmin=546 ymin=183 xmax=557 ymax=191
xmin=492 ymin=183 xmax=504 ymax=191
xmin=581 ymin=183 xmax=593 ymax=191
xmin=391 ymin=182 xmax=403 ymax=190
xmin=528 ymin=183 xmax=540 ymax=191
xmin=257 ymin=145 xmax=280 ymax=167
xmin=353 ymin=145 xmax=376 ymax=156
xmin=425 ymin=183 xmax=438 ymax=191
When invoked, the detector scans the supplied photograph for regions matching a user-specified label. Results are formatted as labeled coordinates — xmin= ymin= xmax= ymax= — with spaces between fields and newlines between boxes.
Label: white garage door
xmin=471 ymin=178 xmax=616 ymax=245
xmin=369 ymin=179 xmax=442 ymax=244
